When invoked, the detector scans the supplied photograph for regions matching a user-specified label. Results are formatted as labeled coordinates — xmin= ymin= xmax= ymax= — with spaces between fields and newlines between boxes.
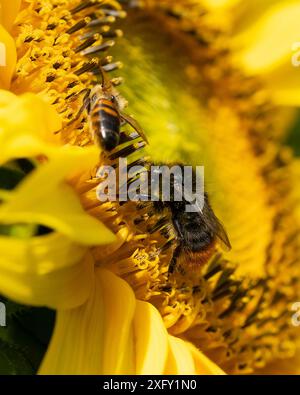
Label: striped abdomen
xmin=90 ymin=98 xmax=120 ymax=151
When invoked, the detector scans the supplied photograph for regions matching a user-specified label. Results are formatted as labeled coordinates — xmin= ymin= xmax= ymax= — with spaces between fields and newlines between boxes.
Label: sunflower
xmin=0 ymin=0 xmax=300 ymax=375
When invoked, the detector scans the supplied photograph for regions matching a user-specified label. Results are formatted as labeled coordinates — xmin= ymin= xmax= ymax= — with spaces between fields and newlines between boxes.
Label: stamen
xmin=148 ymin=217 xmax=170 ymax=234
xmin=101 ymin=29 xmax=123 ymax=38
xmin=160 ymin=239 xmax=175 ymax=253
xmin=100 ymin=55 xmax=113 ymax=66
xmin=103 ymin=61 xmax=123 ymax=72
xmin=108 ymin=141 xmax=146 ymax=160
xmin=74 ymin=58 xmax=99 ymax=76
xmin=203 ymin=254 xmax=223 ymax=279
xmin=67 ymin=80 xmax=80 ymax=89
xmin=111 ymin=77 xmax=123 ymax=86
xmin=66 ymin=17 xmax=92 ymax=35
xmin=87 ymin=15 xmax=116 ymax=27
xmin=80 ymin=40 xmax=115 ymax=55
xmin=101 ymin=9 xmax=127 ymax=18
xmin=71 ymin=0 xmax=100 ymax=15
xmin=75 ymin=34 xmax=100 ymax=53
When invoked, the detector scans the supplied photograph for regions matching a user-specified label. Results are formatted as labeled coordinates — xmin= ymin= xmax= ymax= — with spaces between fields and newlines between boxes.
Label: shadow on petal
xmin=0 ymin=234 xmax=94 ymax=308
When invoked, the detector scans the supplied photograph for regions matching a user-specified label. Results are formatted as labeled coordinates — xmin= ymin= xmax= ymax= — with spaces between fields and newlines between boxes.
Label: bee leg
xmin=147 ymin=216 xmax=170 ymax=234
xmin=98 ymin=65 xmax=112 ymax=91
xmin=54 ymin=88 xmax=91 ymax=134
xmin=55 ymin=89 xmax=91 ymax=134
xmin=168 ymin=244 xmax=182 ymax=274
xmin=65 ymin=88 xmax=90 ymax=102
xmin=68 ymin=88 xmax=91 ymax=125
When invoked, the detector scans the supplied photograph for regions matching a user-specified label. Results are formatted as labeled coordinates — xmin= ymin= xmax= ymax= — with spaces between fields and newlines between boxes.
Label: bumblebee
xmin=148 ymin=164 xmax=231 ymax=273
xmin=163 ymin=194 xmax=231 ymax=273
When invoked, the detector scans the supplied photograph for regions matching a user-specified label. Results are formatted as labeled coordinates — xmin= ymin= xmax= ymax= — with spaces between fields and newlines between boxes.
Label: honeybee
xmin=150 ymin=164 xmax=231 ymax=273
xmin=69 ymin=66 xmax=148 ymax=151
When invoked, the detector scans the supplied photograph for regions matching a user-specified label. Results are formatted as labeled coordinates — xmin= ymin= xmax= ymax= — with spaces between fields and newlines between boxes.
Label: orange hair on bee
xmin=178 ymin=240 xmax=217 ymax=271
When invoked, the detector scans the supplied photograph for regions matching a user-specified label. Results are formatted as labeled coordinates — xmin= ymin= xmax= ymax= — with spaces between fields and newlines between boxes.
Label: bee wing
xmin=211 ymin=218 xmax=232 ymax=251
xmin=120 ymin=113 xmax=149 ymax=144
xmin=202 ymin=197 xmax=232 ymax=251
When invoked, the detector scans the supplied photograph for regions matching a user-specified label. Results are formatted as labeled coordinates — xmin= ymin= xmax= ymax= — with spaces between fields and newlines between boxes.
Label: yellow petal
xmin=0 ymin=25 xmax=16 ymax=89
xmin=164 ymin=336 xmax=196 ymax=374
xmin=39 ymin=269 xmax=136 ymax=374
xmin=0 ymin=148 xmax=115 ymax=245
xmin=133 ymin=300 xmax=169 ymax=374
xmin=264 ymin=62 xmax=300 ymax=106
xmin=0 ymin=0 xmax=21 ymax=31
xmin=204 ymin=0 xmax=288 ymax=28
xmin=0 ymin=233 xmax=93 ymax=308
xmin=186 ymin=342 xmax=226 ymax=375
xmin=98 ymin=268 xmax=136 ymax=374
xmin=203 ymin=0 xmax=241 ymax=9
xmin=0 ymin=91 xmax=62 ymax=163
xmin=234 ymin=2 xmax=300 ymax=74
xmin=39 ymin=272 xmax=104 ymax=374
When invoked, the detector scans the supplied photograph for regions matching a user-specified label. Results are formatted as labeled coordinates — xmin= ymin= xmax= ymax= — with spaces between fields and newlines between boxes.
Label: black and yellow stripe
xmin=91 ymin=98 xmax=121 ymax=151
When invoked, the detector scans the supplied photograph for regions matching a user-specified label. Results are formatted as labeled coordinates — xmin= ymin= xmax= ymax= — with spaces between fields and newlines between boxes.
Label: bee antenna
xmin=99 ymin=66 xmax=111 ymax=91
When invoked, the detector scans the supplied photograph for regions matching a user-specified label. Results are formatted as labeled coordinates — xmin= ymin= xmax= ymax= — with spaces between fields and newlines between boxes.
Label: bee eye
xmin=92 ymin=94 xmax=97 ymax=102
xmin=111 ymin=95 xmax=116 ymax=103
